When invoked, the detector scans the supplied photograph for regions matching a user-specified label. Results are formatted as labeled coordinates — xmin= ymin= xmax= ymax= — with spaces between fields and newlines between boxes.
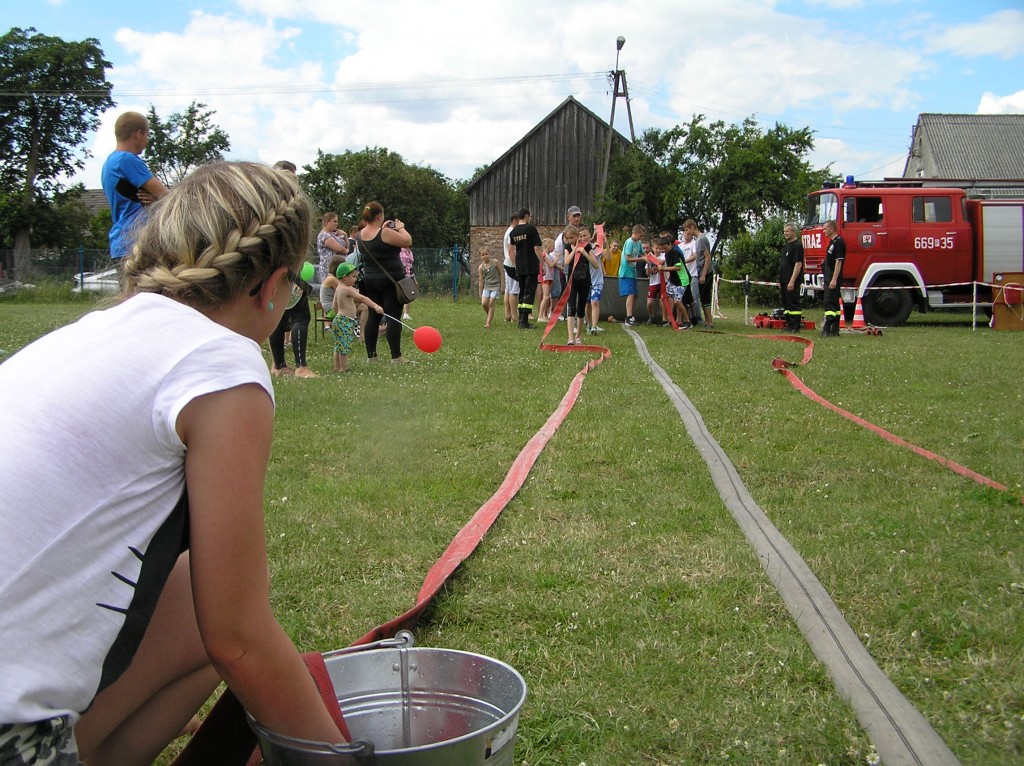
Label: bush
xmin=721 ymin=218 xmax=787 ymax=308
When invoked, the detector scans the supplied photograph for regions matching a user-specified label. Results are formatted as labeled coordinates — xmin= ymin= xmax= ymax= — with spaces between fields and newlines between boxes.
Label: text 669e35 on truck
xmin=799 ymin=178 xmax=1024 ymax=326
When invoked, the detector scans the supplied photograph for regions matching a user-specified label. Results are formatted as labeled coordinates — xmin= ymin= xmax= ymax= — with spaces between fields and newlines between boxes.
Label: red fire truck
xmin=800 ymin=179 xmax=1024 ymax=325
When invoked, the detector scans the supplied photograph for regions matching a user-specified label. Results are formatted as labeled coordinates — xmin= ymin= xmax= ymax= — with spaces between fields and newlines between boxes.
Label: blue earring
xmin=268 ymin=301 xmax=274 ymax=311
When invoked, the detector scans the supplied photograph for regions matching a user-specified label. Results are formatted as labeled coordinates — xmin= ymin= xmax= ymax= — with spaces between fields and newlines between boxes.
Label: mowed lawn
xmin=2 ymin=293 xmax=1022 ymax=765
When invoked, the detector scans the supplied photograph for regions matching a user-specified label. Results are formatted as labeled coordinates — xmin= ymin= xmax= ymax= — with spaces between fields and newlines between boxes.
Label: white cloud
xmin=101 ymin=12 xmax=332 ymax=173
xmin=809 ymin=137 xmax=907 ymax=182
xmin=926 ymin=9 xmax=1024 ymax=60
xmin=663 ymin=15 xmax=929 ymax=121
xmin=803 ymin=0 xmax=864 ymax=8
xmin=113 ymin=12 xmax=312 ymax=103
xmin=61 ymin=0 xmax=962 ymax=191
xmin=978 ymin=89 xmax=1024 ymax=114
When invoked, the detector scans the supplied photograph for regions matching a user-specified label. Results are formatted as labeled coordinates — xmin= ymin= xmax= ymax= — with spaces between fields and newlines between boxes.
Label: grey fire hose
xmin=625 ymin=326 xmax=959 ymax=766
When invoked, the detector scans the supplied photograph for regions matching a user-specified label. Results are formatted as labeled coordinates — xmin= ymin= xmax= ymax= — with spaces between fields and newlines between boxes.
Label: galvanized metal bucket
xmin=248 ymin=632 xmax=527 ymax=765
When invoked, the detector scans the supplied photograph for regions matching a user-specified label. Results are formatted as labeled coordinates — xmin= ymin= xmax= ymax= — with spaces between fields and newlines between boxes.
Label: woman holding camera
xmin=358 ymin=201 xmax=413 ymax=363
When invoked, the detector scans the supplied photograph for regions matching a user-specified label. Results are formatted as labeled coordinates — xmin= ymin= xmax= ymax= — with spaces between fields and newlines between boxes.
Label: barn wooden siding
xmin=467 ymin=97 xmax=630 ymax=228
xmin=465 ymin=97 xmax=629 ymax=292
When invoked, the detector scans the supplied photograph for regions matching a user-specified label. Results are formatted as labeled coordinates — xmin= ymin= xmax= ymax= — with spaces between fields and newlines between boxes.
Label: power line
xmin=0 ymin=71 xmax=609 ymax=100
xmin=851 ymin=155 xmax=910 ymax=179
xmin=627 ymin=80 xmax=915 ymax=143
xmin=10 ymin=64 xmax=913 ymax=178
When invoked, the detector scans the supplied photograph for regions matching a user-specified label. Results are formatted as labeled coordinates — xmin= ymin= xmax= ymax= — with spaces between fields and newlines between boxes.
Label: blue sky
xmin=6 ymin=0 xmax=1023 ymax=191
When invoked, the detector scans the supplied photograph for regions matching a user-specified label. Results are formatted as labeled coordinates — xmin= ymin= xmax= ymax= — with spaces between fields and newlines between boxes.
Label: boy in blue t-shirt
xmin=618 ymin=224 xmax=647 ymax=325
xmin=101 ymin=112 xmax=168 ymax=260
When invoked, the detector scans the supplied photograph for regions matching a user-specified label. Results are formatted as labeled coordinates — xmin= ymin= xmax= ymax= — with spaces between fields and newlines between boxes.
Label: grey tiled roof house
xmin=903 ymin=113 xmax=1024 ymax=197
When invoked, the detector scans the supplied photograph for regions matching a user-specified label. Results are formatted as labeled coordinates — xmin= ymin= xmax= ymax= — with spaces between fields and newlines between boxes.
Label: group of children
xmin=479 ymin=220 xmax=711 ymax=343
xmin=620 ymin=222 xmax=713 ymax=329
xmin=478 ymin=223 xmax=608 ymax=345
xmin=648 ymin=228 xmax=697 ymax=329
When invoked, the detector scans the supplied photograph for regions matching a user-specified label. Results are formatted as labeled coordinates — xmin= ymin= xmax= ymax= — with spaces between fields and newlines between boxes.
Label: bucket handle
xmin=322 ymin=630 xmax=415 ymax=660
xmin=326 ymin=737 xmax=375 ymax=757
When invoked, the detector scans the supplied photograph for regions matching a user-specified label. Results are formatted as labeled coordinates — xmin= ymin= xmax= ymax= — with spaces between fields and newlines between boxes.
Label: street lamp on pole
xmin=599 ymin=36 xmax=635 ymax=202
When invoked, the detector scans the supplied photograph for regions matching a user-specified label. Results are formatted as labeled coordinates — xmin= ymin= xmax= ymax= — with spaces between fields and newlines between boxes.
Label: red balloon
xmin=413 ymin=326 xmax=443 ymax=353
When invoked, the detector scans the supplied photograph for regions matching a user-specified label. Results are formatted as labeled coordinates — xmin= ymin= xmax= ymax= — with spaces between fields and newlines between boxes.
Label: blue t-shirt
xmin=101 ymin=151 xmax=155 ymax=259
xmin=620 ymin=237 xmax=643 ymax=279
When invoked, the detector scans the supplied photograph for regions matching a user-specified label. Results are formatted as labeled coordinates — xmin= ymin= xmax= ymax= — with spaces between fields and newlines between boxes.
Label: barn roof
xmin=80 ymin=189 xmax=108 ymax=218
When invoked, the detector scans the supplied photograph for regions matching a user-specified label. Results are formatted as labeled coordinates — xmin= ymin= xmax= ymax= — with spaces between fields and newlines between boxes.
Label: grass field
xmin=2 ymin=292 xmax=1022 ymax=765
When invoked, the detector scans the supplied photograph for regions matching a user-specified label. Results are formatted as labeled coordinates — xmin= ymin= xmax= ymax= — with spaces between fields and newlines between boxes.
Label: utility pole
xmin=599 ymin=36 xmax=636 ymax=202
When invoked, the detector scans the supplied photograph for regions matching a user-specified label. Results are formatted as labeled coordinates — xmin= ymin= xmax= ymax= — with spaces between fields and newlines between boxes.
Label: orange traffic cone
xmin=837 ymin=303 xmax=846 ymax=331
xmin=852 ymin=297 xmax=866 ymax=329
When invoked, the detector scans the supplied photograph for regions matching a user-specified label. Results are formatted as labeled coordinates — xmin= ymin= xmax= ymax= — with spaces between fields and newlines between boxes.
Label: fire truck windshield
xmin=805 ymin=192 xmax=837 ymax=227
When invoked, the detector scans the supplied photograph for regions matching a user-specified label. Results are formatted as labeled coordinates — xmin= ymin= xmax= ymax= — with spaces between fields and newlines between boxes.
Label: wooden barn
xmin=465 ymin=96 xmax=630 ymax=274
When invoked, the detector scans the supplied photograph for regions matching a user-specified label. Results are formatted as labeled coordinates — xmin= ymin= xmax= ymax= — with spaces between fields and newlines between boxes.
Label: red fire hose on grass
xmin=760 ymin=334 xmax=1017 ymax=497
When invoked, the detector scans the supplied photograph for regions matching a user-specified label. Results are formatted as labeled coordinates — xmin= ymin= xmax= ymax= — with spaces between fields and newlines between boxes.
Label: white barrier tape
xmin=720 ymin=278 xmax=778 ymax=288
xmin=721 ymin=278 xmax=1007 ymax=292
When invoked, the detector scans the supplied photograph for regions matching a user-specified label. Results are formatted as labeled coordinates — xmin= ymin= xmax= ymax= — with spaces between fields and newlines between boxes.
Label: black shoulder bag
xmin=362 ymin=234 xmax=419 ymax=304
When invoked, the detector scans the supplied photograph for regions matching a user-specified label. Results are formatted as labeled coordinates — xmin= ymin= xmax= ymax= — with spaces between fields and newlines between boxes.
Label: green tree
xmin=0 ymin=191 xmax=21 ymax=249
xmin=678 ymin=116 xmax=829 ymax=252
xmin=598 ymin=128 xmax=685 ymax=232
xmin=602 ymin=115 xmax=830 ymax=253
xmin=143 ymin=102 xmax=230 ymax=185
xmin=0 ymin=186 xmax=88 ymax=250
xmin=86 ymin=207 xmax=113 ymax=251
xmin=722 ymin=217 xmax=789 ymax=306
xmin=0 ymin=184 xmax=105 ymax=276
xmin=43 ymin=185 xmax=92 ymax=249
xmin=301 ymin=147 xmax=467 ymax=247
xmin=0 ymin=27 xmax=113 ymax=278
xmin=467 ymin=163 xmax=490 ymax=186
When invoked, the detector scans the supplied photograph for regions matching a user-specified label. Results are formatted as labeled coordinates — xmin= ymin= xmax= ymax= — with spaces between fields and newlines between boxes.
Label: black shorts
xmin=698 ymin=275 xmax=713 ymax=307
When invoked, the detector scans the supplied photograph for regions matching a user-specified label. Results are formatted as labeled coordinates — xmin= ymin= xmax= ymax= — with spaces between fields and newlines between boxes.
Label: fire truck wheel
xmin=864 ymin=277 xmax=913 ymax=326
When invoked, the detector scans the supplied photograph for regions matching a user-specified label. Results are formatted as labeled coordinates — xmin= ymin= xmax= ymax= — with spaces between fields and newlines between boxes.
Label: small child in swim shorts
xmin=331 ymin=262 xmax=383 ymax=372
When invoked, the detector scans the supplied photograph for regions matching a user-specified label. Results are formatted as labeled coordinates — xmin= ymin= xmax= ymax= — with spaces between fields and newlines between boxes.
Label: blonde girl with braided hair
xmin=0 ymin=162 xmax=349 ymax=764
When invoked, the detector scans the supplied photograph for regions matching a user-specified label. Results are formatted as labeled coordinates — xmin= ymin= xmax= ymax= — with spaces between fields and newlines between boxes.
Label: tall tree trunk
xmin=13 ymin=228 xmax=32 ymax=282
xmin=15 ymin=129 xmax=40 ymax=282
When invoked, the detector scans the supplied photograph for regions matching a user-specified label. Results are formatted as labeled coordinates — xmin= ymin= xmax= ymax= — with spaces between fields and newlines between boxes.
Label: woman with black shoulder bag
xmin=358 ymin=201 xmax=413 ymax=363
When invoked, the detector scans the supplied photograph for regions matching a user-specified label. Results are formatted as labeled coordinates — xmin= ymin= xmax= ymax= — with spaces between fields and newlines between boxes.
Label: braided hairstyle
xmin=122 ymin=161 xmax=313 ymax=309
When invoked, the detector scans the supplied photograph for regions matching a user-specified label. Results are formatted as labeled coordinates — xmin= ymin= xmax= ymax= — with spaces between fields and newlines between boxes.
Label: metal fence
xmin=1 ymin=245 xmax=474 ymax=300
xmin=402 ymin=246 xmax=472 ymax=299
xmin=1 ymin=247 xmax=111 ymax=283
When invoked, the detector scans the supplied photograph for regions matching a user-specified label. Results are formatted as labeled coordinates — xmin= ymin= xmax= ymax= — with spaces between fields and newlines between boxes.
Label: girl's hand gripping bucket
xmin=247 ymin=632 xmax=527 ymax=765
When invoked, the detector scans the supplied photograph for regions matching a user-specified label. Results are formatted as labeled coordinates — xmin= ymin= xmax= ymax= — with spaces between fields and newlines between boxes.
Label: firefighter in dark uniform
xmin=779 ymin=221 xmax=804 ymax=332
xmin=821 ymin=219 xmax=846 ymax=336
xmin=509 ymin=207 xmax=543 ymax=329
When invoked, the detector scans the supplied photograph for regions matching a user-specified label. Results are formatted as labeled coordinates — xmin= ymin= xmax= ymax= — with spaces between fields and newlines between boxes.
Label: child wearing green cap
xmin=319 ymin=255 xmax=346 ymax=324
xmin=331 ymin=262 xmax=383 ymax=372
